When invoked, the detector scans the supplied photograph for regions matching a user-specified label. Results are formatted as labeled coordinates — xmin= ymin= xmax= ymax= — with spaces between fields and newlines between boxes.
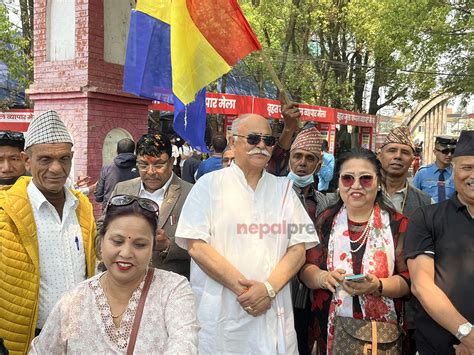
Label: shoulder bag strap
xmin=127 ymin=268 xmax=154 ymax=355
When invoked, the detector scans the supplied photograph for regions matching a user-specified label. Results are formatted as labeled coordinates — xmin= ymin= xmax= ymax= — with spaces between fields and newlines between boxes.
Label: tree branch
xmin=375 ymin=87 xmax=408 ymax=112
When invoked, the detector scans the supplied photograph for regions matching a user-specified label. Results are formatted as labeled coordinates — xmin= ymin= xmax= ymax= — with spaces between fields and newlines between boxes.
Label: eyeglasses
xmin=233 ymin=134 xmax=276 ymax=147
xmin=340 ymin=174 xmax=375 ymax=188
xmin=108 ymin=195 xmax=159 ymax=213
xmin=136 ymin=159 xmax=170 ymax=171
xmin=0 ymin=131 xmax=24 ymax=142
xmin=436 ymin=148 xmax=455 ymax=155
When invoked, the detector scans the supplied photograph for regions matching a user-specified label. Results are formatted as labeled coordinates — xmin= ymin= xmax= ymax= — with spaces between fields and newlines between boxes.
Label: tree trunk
xmin=19 ymin=0 xmax=34 ymax=83
xmin=221 ymin=73 xmax=228 ymax=93
xmin=353 ymin=48 xmax=366 ymax=112
xmin=277 ymin=0 xmax=301 ymax=81
xmin=368 ymin=59 xmax=382 ymax=114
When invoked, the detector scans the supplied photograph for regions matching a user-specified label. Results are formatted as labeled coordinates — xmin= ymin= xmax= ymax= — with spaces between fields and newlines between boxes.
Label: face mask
xmin=287 ymin=170 xmax=314 ymax=188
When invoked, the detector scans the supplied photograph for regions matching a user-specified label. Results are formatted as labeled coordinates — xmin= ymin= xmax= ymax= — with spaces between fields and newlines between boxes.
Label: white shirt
xmin=172 ymin=145 xmax=179 ymax=166
xmin=27 ymin=182 xmax=86 ymax=328
xmin=139 ymin=173 xmax=173 ymax=208
xmin=178 ymin=145 xmax=193 ymax=168
xmin=390 ymin=185 xmax=407 ymax=213
xmin=176 ymin=164 xmax=319 ymax=354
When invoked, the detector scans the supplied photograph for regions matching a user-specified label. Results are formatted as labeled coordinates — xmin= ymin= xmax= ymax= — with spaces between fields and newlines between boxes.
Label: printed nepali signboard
xmin=252 ymin=97 xmax=334 ymax=123
xmin=0 ymin=109 xmax=34 ymax=132
xmin=151 ymin=93 xmax=252 ymax=115
xmin=151 ymin=94 xmax=376 ymax=128
xmin=205 ymin=92 xmax=252 ymax=115
xmin=335 ymin=109 xmax=376 ymax=127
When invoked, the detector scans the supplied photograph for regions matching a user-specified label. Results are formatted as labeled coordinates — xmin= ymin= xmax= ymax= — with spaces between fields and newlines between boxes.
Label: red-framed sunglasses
xmin=340 ymin=174 xmax=375 ymax=188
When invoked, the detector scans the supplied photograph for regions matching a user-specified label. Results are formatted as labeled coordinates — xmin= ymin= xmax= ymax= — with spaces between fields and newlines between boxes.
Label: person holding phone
xmin=299 ymin=148 xmax=410 ymax=354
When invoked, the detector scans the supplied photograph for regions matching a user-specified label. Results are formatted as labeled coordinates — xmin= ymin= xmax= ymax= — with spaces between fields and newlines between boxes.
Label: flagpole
xmin=260 ymin=50 xmax=291 ymax=105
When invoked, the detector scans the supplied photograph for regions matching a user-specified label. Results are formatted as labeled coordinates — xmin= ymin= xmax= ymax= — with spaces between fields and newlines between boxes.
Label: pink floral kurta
xmin=29 ymin=269 xmax=199 ymax=354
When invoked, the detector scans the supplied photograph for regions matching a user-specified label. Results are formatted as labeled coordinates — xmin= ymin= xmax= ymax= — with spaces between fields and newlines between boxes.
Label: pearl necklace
xmin=350 ymin=224 xmax=370 ymax=253
xmin=349 ymin=221 xmax=370 ymax=244
xmin=349 ymin=209 xmax=373 ymax=253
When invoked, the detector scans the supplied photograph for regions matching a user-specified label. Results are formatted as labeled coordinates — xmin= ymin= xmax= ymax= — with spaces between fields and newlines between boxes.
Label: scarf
xmin=326 ymin=203 xmax=398 ymax=353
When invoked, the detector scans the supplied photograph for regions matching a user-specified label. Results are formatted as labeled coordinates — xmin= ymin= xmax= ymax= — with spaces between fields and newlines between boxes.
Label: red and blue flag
xmin=123 ymin=0 xmax=262 ymax=152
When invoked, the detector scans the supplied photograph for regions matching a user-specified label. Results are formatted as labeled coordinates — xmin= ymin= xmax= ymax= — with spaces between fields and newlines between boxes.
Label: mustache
xmin=247 ymin=148 xmax=271 ymax=157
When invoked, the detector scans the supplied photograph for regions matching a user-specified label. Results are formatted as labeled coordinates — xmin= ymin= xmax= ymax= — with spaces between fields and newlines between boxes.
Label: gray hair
xmin=231 ymin=114 xmax=258 ymax=140
xmin=231 ymin=117 xmax=242 ymax=138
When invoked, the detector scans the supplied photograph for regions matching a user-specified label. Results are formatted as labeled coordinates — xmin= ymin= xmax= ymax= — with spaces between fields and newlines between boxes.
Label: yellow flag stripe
xmin=170 ymin=0 xmax=231 ymax=104
xmin=136 ymin=0 xmax=171 ymax=25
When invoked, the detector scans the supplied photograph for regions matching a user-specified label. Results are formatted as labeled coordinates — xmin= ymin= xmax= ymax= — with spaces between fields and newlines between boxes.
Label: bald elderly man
xmin=176 ymin=114 xmax=319 ymax=354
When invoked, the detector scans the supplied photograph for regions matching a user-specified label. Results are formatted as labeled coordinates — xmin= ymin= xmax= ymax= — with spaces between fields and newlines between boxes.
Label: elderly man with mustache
xmin=176 ymin=114 xmax=319 ymax=354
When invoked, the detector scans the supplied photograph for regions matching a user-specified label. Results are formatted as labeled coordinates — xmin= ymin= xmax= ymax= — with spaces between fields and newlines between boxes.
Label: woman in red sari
xmin=300 ymin=149 xmax=410 ymax=354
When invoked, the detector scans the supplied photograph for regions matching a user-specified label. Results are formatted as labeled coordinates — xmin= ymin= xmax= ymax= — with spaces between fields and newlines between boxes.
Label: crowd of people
xmin=0 ymin=105 xmax=472 ymax=355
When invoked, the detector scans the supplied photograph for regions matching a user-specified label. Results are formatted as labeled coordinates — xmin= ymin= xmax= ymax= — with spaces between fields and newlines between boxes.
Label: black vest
xmin=403 ymin=184 xmax=432 ymax=218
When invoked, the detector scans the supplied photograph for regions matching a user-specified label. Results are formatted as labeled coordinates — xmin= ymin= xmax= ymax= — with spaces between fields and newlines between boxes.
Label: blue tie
xmin=438 ymin=169 xmax=446 ymax=202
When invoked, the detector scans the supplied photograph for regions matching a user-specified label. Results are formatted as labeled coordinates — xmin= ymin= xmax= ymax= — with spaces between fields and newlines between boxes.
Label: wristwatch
xmin=456 ymin=322 xmax=473 ymax=341
xmin=263 ymin=281 xmax=276 ymax=299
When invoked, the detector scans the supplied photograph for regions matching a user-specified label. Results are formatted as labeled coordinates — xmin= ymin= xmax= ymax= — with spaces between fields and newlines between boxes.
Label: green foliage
xmin=237 ymin=0 xmax=473 ymax=113
xmin=0 ymin=3 xmax=32 ymax=107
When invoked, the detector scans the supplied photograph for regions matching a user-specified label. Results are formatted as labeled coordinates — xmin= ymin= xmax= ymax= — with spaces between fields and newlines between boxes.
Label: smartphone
xmin=345 ymin=274 xmax=366 ymax=282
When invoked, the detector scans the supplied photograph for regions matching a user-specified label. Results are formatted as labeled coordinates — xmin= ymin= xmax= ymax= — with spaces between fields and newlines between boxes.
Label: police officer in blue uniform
xmin=413 ymin=136 xmax=457 ymax=203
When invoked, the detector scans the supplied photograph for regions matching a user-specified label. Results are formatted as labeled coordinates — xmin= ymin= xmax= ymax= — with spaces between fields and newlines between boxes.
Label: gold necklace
xmin=103 ymin=275 xmax=128 ymax=319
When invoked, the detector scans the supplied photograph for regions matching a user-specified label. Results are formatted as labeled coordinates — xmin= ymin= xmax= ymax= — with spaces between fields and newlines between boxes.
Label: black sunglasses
xmin=0 ymin=131 xmax=24 ymax=142
xmin=108 ymin=195 xmax=159 ymax=213
xmin=436 ymin=148 xmax=455 ymax=155
xmin=233 ymin=134 xmax=276 ymax=147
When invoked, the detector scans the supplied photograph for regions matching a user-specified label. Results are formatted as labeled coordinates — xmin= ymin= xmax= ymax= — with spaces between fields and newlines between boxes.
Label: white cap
xmin=25 ymin=110 xmax=73 ymax=149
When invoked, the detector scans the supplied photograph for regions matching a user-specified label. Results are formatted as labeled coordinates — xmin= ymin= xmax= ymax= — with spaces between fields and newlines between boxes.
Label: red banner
xmin=335 ymin=109 xmax=376 ymax=127
xmin=251 ymin=97 xmax=280 ymax=119
xmin=205 ymin=93 xmax=253 ymax=115
xmin=150 ymin=93 xmax=253 ymax=115
xmin=0 ymin=109 xmax=34 ymax=132
xmin=150 ymin=94 xmax=376 ymax=127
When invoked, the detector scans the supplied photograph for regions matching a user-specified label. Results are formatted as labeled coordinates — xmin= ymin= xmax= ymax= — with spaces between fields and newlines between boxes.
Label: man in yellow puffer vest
xmin=0 ymin=111 xmax=96 ymax=355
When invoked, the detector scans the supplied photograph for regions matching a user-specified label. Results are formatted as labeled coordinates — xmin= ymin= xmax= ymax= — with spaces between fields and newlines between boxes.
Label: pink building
xmin=29 ymin=0 xmax=150 ymax=214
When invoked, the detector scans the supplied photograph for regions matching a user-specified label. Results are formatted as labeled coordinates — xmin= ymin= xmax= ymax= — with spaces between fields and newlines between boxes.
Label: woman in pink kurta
xmin=29 ymin=195 xmax=199 ymax=354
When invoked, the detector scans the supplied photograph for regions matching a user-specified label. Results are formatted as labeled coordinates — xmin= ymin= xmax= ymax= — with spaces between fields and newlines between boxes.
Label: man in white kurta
xmin=176 ymin=114 xmax=318 ymax=354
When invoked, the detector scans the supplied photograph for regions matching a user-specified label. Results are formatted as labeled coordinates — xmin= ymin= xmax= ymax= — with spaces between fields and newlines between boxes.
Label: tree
xmin=237 ymin=0 xmax=473 ymax=114
xmin=0 ymin=1 xmax=33 ymax=108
